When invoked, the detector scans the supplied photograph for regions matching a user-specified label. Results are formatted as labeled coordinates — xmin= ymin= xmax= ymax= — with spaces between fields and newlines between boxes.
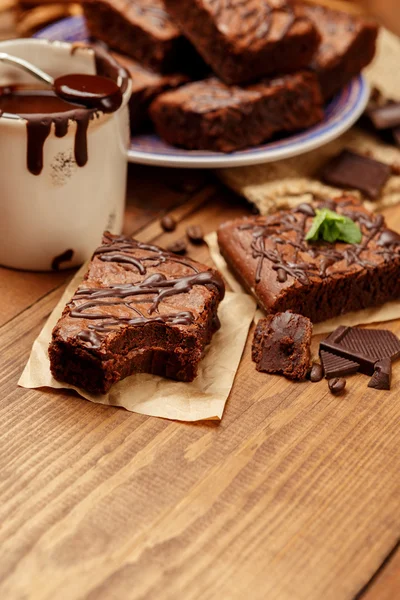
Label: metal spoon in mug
xmin=0 ymin=52 xmax=123 ymax=113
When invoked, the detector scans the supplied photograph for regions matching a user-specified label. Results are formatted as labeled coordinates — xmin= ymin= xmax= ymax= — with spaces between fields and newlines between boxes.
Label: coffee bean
xmin=310 ymin=363 xmax=324 ymax=383
xmin=186 ymin=224 xmax=204 ymax=244
xmin=328 ymin=377 xmax=346 ymax=395
xmin=167 ymin=239 xmax=187 ymax=255
xmin=160 ymin=215 xmax=176 ymax=232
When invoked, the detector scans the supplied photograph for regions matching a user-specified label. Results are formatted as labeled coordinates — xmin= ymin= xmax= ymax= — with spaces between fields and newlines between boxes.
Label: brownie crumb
xmin=328 ymin=377 xmax=346 ymax=395
xmin=167 ymin=239 xmax=187 ymax=254
xmin=252 ymin=312 xmax=312 ymax=380
xmin=161 ymin=215 xmax=177 ymax=232
xmin=186 ymin=224 xmax=204 ymax=244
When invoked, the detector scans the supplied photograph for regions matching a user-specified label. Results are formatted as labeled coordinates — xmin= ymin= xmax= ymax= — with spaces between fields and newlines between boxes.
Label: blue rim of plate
xmin=34 ymin=16 xmax=370 ymax=168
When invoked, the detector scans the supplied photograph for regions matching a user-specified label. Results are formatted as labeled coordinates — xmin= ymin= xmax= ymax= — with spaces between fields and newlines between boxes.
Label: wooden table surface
xmin=1 ymin=163 xmax=400 ymax=600
xmin=1 ymin=3 xmax=400 ymax=597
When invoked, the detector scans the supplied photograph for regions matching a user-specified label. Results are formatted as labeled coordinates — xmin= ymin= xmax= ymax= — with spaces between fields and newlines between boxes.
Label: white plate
xmin=35 ymin=16 xmax=370 ymax=169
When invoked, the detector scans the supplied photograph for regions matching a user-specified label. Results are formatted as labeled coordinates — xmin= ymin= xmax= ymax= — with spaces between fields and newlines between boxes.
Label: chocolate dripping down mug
xmin=0 ymin=39 xmax=132 ymax=271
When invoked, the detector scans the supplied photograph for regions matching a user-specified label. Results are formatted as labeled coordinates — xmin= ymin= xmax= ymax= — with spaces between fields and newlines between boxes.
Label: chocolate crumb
xmin=186 ymin=224 xmax=204 ymax=244
xmin=167 ymin=239 xmax=187 ymax=255
xmin=160 ymin=215 xmax=176 ymax=232
xmin=309 ymin=363 xmax=324 ymax=382
xmin=368 ymin=358 xmax=392 ymax=390
xmin=328 ymin=377 xmax=346 ymax=395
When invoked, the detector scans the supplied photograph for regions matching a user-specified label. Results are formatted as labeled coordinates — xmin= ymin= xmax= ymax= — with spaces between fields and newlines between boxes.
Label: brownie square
xmin=149 ymin=72 xmax=323 ymax=152
xmin=217 ymin=196 xmax=400 ymax=323
xmin=252 ymin=312 xmax=312 ymax=380
xmin=49 ymin=233 xmax=225 ymax=394
xmin=299 ymin=2 xmax=378 ymax=100
xmin=111 ymin=52 xmax=188 ymax=132
xmin=164 ymin=0 xmax=321 ymax=84
xmin=83 ymin=0 xmax=186 ymax=72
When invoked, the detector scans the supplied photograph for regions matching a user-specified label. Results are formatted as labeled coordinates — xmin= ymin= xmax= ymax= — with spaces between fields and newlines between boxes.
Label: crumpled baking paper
xmin=19 ymin=263 xmax=256 ymax=421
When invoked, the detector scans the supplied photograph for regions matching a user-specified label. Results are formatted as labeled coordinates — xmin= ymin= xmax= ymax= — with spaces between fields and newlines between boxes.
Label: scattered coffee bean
xmin=186 ymin=224 xmax=204 ymax=244
xmin=309 ymin=363 xmax=324 ymax=383
xmin=160 ymin=215 xmax=176 ymax=232
xmin=167 ymin=238 xmax=187 ymax=255
xmin=391 ymin=162 xmax=400 ymax=176
xmin=328 ymin=377 xmax=346 ymax=395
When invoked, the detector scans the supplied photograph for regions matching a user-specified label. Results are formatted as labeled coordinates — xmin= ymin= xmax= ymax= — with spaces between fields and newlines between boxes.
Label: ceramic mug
xmin=0 ymin=38 xmax=132 ymax=271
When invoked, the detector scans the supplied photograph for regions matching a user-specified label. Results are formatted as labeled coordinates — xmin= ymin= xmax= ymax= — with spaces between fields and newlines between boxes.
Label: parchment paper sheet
xmin=19 ymin=264 xmax=256 ymax=421
xmin=206 ymin=232 xmax=400 ymax=336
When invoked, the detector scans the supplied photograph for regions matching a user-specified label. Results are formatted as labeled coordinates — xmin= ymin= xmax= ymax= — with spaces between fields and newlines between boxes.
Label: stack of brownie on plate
xmin=82 ymin=0 xmax=378 ymax=151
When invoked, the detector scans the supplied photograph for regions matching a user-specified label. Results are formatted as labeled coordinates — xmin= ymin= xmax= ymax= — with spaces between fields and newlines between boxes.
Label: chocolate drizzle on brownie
xmin=239 ymin=198 xmax=400 ymax=286
xmin=70 ymin=234 xmax=225 ymax=349
xmin=209 ymin=0 xmax=300 ymax=44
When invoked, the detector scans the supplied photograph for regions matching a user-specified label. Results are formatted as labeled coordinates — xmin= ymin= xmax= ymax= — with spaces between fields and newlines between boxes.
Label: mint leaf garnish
xmin=305 ymin=208 xmax=362 ymax=244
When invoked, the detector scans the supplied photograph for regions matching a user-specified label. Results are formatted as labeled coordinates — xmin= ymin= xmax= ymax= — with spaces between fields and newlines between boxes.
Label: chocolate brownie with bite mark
xmin=49 ymin=232 xmax=225 ymax=394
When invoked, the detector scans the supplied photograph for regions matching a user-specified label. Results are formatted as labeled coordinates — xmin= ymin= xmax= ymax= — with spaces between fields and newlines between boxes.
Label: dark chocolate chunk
xmin=328 ymin=377 xmax=346 ymax=395
xmin=368 ymin=358 xmax=392 ymax=390
xmin=368 ymin=102 xmax=400 ymax=130
xmin=309 ymin=362 xmax=324 ymax=382
xmin=252 ymin=312 xmax=312 ymax=380
xmin=167 ymin=238 xmax=187 ymax=255
xmin=160 ymin=215 xmax=177 ymax=232
xmin=320 ymin=326 xmax=400 ymax=376
xmin=186 ymin=225 xmax=204 ymax=244
xmin=320 ymin=349 xmax=359 ymax=378
xmin=321 ymin=150 xmax=391 ymax=199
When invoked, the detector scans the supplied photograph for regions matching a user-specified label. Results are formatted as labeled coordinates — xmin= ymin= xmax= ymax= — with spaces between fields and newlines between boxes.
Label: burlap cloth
xmin=218 ymin=29 xmax=400 ymax=214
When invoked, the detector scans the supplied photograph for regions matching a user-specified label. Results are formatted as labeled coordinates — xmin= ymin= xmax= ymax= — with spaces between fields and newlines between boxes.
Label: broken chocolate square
xmin=321 ymin=150 xmax=391 ymax=199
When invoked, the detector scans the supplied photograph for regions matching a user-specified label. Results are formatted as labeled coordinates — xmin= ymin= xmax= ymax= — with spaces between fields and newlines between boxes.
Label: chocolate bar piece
xmin=320 ymin=349 xmax=359 ymax=379
xmin=149 ymin=72 xmax=323 ymax=152
xmin=320 ymin=326 xmax=400 ymax=376
xmin=299 ymin=2 xmax=378 ymax=100
xmin=49 ymin=232 xmax=225 ymax=393
xmin=368 ymin=102 xmax=400 ymax=130
xmin=83 ymin=0 xmax=186 ymax=72
xmin=368 ymin=358 xmax=392 ymax=390
xmin=111 ymin=52 xmax=188 ymax=132
xmin=164 ymin=0 xmax=321 ymax=85
xmin=252 ymin=312 xmax=312 ymax=380
xmin=321 ymin=150 xmax=391 ymax=199
xmin=217 ymin=196 xmax=400 ymax=323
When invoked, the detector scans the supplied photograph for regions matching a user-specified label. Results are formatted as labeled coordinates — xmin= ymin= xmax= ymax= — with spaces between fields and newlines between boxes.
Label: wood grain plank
xmin=1 ymin=188 xmax=400 ymax=600
xmin=360 ymin=544 xmax=400 ymax=600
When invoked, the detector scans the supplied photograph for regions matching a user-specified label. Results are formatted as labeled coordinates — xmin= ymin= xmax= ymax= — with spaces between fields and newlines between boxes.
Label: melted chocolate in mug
xmin=0 ymin=49 xmax=128 ymax=176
